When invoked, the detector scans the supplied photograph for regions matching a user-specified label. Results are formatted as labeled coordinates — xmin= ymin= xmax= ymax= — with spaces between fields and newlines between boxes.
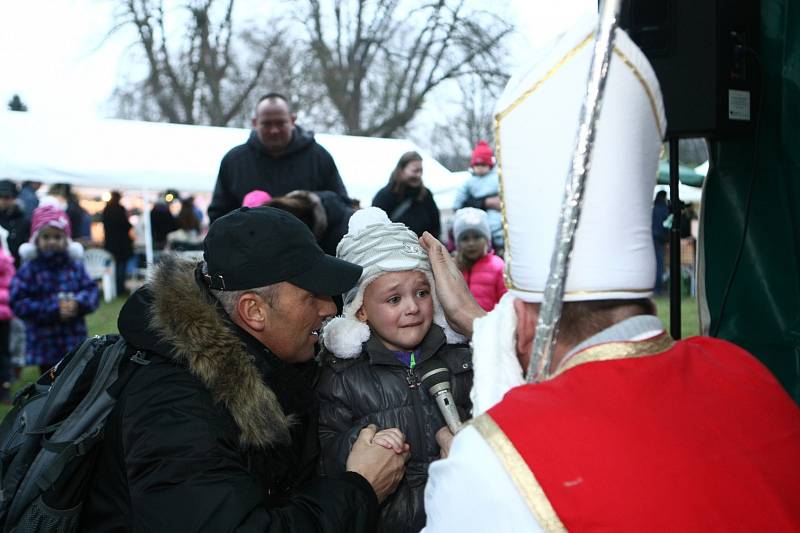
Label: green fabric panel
xmin=703 ymin=0 xmax=800 ymax=402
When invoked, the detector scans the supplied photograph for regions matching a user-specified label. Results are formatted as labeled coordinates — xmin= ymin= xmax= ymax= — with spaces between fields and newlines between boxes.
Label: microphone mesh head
xmin=417 ymin=358 xmax=450 ymax=391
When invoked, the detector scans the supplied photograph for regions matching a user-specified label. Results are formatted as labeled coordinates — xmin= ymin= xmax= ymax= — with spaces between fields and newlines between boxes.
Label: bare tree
xmin=302 ymin=0 xmax=513 ymax=137
xmin=108 ymin=0 xmax=299 ymax=126
xmin=431 ymin=74 xmax=504 ymax=170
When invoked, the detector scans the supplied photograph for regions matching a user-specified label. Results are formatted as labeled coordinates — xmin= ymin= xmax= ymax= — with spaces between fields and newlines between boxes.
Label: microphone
xmin=417 ymin=358 xmax=462 ymax=435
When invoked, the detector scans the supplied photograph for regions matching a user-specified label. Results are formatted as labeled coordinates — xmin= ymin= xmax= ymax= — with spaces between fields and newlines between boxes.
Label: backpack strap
xmin=35 ymin=426 xmax=104 ymax=492
xmin=33 ymin=348 xmax=150 ymax=493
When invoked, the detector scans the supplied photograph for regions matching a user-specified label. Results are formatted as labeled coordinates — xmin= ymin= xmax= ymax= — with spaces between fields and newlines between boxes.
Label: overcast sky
xmin=0 ymin=0 xmax=594 ymax=120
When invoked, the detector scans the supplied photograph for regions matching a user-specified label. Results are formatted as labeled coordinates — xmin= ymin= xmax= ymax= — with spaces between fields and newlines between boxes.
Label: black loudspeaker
xmin=617 ymin=0 xmax=760 ymax=138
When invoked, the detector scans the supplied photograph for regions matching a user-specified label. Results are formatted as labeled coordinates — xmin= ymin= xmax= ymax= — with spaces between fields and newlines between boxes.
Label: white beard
xmin=469 ymin=292 xmax=525 ymax=417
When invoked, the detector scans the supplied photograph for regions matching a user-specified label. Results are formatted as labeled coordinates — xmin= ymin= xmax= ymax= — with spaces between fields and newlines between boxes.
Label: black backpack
xmin=0 ymin=334 xmax=148 ymax=533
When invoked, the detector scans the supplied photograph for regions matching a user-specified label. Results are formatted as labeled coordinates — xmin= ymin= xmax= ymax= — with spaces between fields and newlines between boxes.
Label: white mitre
xmin=495 ymin=13 xmax=666 ymax=303
xmin=470 ymin=14 xmax=667 ymax=416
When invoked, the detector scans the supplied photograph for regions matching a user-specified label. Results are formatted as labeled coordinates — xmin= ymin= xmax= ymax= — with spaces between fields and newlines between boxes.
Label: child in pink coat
xmin=0 ymin=227 xmax=16 ymax=400
xmin=453 ymin=207 xmax=506 ymax=311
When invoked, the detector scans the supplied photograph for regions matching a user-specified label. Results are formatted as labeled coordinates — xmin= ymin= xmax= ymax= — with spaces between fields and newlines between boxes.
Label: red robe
xmin=477 ymin=334 xmax=800 ymax=531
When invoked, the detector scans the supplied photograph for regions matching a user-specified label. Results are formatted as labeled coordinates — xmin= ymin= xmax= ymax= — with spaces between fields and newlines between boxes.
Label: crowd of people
xmin=1 ymin=12 xmax=799 ymax=533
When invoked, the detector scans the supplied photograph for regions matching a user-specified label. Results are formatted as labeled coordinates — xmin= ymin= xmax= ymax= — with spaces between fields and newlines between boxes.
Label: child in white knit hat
xmin=317 ymin=207 xmax=471 ymax=533
xmin=453 ymin=207 xmax=507 ymax=312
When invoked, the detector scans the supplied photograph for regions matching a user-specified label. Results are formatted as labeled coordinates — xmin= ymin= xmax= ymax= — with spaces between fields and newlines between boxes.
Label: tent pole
xmin=669 ymin=138 xmax=682 ymax=339
xmin=142 ymin=188 xmax=154 ymax=275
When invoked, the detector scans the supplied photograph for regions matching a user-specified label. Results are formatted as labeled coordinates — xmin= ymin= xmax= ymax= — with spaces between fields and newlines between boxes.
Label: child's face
xmin=357 ymin=270 xmax=434 ymax=352
xmin=471 ymin=164 xmax=492 ymax=176
xmin=37 ymin=226 xmax=68 ymax=253
xmin=458 ymin=231 xmax=488 ymax=261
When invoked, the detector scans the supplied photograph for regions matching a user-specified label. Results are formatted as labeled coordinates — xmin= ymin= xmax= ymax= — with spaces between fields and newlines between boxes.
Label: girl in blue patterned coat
xmin=10 ymin=203 xmax=99 ymax=374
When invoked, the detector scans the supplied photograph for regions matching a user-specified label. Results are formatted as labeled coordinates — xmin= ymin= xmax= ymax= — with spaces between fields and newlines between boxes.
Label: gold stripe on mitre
xmin=471 ymin=414 xmax=567 ymax=532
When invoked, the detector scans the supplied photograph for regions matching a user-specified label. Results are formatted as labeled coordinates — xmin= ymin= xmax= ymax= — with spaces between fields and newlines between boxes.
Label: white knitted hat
xmin=453 ymin=207 xmax=491 ymax=243
xmin=322 ymin=207 xmax=465 ymax=358
xmin=495 ymin=13 xmax=666 ymax=302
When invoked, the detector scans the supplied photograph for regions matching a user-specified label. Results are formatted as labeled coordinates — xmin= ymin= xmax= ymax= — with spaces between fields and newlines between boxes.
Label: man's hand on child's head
xmin=372 ymin=427 xmax=410 ymax=454
xmin=419 ymin=231 xmax=486 ymax=337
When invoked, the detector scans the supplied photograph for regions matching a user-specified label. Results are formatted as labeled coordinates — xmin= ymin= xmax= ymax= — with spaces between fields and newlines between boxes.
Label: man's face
xmin=261 ymin=282 xmax=336 ymax=363
xmin=357 ymin=271 xmax=434 ymax=352
xmin=252 ymin=99 xmax=295 ymax=156
xmin=0 ymin=195 xmax=14 ymax=212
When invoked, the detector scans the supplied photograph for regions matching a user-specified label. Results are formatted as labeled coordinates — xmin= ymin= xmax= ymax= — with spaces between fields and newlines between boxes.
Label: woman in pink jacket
xmin=453 ymin=207 xmax=506 ymax=311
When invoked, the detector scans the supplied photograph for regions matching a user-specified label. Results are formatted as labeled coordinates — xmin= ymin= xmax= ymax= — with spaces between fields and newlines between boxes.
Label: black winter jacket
xmin=102 ymin=202 xmax=133 ymax=259
xmin=317 ymin=326 xmax=472 ymax=533
xmin=0 ymin=204 xmax=30 ymax=266
xmin=371 ymin=185 xmax=441 ymax=240
xmin=208 ymin=127 xmax=349 ymax=223
xmin=80 ymin=256 xmax=379 ymax=532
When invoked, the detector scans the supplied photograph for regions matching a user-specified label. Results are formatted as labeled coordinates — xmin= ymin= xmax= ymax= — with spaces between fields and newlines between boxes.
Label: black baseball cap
xmin=203 ymin=206 xmax=362 ymax=295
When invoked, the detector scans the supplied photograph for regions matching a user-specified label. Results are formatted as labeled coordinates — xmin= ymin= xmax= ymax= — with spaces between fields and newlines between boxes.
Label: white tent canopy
xmin=0 ymin=111 xmax=464 ymax=268
xmin=0 ymin=111 xmax=458 ymax=206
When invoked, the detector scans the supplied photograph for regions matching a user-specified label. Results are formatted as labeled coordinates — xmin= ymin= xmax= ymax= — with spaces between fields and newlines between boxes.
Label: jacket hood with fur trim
xmin=117 ymin=255 xmax=290 ymax=449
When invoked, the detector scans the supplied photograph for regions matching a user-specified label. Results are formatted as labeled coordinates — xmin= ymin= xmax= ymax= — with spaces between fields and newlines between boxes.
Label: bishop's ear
xmin=513 ymin=299 xmax=539 ymax=375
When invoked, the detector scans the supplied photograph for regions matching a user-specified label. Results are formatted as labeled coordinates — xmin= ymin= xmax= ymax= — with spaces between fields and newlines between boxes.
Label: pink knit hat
xmin=30 ymin=204 xmax=71 ymax=240
xmin=242 ymin=189 xmax=272 ymax=208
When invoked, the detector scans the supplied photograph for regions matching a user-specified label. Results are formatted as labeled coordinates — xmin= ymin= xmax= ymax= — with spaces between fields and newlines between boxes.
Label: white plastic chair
xmin=83 ymin=248 xmax=117 ymax=303
xmin=173 ymin=250 xmax=205 ymax=262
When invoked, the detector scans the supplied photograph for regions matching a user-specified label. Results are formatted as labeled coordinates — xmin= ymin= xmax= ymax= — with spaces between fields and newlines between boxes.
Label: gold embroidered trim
xmin=611 ymin=47 xmax=663 ymax=134
xmin=496 ymin=33 xmax=594 ymax=123
xmin=506 ymin=286 xmax=655 ymax=296
xmin=495 ymin=32 xmax=662 ymax=286
xmin=472 ymin=414 xmax=567 ymax=532
xmin=494 ymin=114 xmax=512 ymax=287
xmin=495 ymin=33 xmax=593 ymax=288
xmin=552 ymin=332 xmax=675 ymax=378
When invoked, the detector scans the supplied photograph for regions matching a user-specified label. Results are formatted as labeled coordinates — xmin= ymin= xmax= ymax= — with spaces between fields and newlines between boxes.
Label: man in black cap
xmin=0 ymin=180 xmax=30 ymax=266
xmin=81 ymin=207 xmax=408 ymax=532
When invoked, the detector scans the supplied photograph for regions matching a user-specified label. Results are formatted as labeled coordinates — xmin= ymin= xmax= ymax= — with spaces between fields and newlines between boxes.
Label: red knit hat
xmin=470 ymin=140 xmax=495 ymax=167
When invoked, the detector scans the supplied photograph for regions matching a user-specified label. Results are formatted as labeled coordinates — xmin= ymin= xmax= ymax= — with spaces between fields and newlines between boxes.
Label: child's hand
xmin=59 ymin=299 xmax=78 ymax=321
xmin=371 ymin=427 xmax=410 ymax=454
xmin=484 ymin=195 xmax=502 ymax=210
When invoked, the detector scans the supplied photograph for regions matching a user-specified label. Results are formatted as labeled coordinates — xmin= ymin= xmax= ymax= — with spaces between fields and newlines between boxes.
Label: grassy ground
xmin=653 ymin=296 xmax=700 ymax=338
xmin=1 ymin=294 xmax=699 ymax=421
xmin=1 ymin=295 xmax=129 ymax=419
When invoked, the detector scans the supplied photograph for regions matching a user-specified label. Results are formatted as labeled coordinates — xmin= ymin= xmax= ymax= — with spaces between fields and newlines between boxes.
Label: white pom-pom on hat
xmin=346 ymin=206 xmax=391 ymax=234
